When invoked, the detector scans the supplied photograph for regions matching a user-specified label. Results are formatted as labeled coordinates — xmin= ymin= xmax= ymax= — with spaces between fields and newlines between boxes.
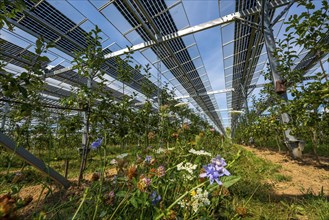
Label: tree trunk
xmin=311 ymin=128 xmax=321 ymax=165
xmin=64 ymin=159 xmax=69 ymax=178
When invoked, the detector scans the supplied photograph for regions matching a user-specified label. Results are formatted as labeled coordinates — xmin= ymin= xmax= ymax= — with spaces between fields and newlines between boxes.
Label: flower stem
xmin=155 ymin=181 xmax=207 ymax=220
xmin=72 ymin=187 xmax=89 ymax=220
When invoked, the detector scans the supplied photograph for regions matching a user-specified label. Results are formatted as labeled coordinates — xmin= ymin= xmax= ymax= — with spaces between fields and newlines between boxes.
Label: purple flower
xmin=145 ymin=155 xmax=152 ymax=163
xmin=211 ymin=155 xmax=227 ymax=167
xmin=200 ymin=164 xmax=222 ymax=185
xmin=91 ymin=138 xmax=102 ymax=150
xmin=109 ymin=190 xmax=115 ymax=198
xmin=211 ymin=156 xmax=230 ymax=176
xmin=156 ymin=166 xmax=166 ymax=177
xmin=200 ymin=155 xmax=231 ymax=185
xmin=150 ymin=191 xmax=161 ymax=205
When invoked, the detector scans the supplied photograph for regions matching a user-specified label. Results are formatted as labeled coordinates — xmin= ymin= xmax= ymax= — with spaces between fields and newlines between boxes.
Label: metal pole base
xmin=285 ymin=141 xmax=304 ymax=159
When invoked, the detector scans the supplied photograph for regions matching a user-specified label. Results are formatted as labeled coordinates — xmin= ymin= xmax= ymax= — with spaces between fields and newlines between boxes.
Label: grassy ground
xmin=1 ymin=142 xmax=328 ymax=219
xmin=221 ymin=144 xmax=329 ymax=219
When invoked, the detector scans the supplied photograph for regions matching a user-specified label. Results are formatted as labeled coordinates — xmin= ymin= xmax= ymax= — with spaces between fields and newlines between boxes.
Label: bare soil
xmin=243 ymin=146 xmax=329 ymax=196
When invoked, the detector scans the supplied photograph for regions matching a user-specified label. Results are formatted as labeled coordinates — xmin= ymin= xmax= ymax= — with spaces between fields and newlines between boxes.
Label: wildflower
xmin=137 ymin=176 xmax=151 ymax=192
xmin=200 ymin=155 xmax=230 ymax=185
xmin=177 ymin=162 xmax=197 ymax=175
xmin=178 ymin=188 xmax=210 ymax=213
xmin=189 ymin=148 xmax=212 ymax=156
xmin=110 ymin=159 xmax=118 ymax=165
xmin=190 ymin=188 xmax=210 ymax=212
xmin=90 ymin=138 xmax=102 ymax=150
xmin=156 ymin=166 xmax=166 ymax=177
xmin=107 ymin=168 xmax=118 ymax=177
xmin=105 ymin=190 xmax=115 ymax=205
xmin=177 ymin=162 xmax=197 ymax=180
xmin=182 ymin=123 xmax=189 ymax=130
xmin=171 ymin=132 xmax=179 ymax=139
xmin=211 ymin=156 xmax=231 ymax=176
xmin=200 ymin=164 xmax=221 ymax=184
xmin=154 ymin=147 xmax=166 ymax=154
xmin=127 ymin=165 xmax=137 ymax=180
xmin=148 ymin=132 xmax=155 ymax=140
xmin=178 ymin=199 xmax=188 ymax=208
xmin=150 ymin=191 xmax=161 ymax=205
xmin=116 ymin=153 xmax=128 ymax=159
xmin=109 ymin=190 xmax=115 ymax=198
xmin=145 ymin=155 xmax=152 ymax=163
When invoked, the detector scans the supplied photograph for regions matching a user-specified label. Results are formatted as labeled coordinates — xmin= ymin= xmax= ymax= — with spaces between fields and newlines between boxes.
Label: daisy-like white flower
xmin=189 ymin=148 xmax=212 ymax=156
xmin=177 ymin=162 xmax=197 ymax=175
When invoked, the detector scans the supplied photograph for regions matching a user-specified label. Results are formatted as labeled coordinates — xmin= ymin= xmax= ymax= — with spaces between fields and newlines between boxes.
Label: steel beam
xmin=105 ymin=0 xmax=291 ymax=59
xmin=174 ymin=88 xmax=234 ymax=99
xmin=263 ymin=0 xmax=301 ymax=157
xmin=0 ymin=131 xmax=70 ymax=188
xmin=271 ymin=0 xmax=295 ymax=25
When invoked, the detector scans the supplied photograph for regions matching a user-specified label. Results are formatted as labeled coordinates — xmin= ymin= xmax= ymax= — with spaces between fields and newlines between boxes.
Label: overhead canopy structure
xmin=1 ymin=0 xmax=328 ymax=134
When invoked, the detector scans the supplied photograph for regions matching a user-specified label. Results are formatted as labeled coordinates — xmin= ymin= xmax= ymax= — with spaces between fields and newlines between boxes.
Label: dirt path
xmin=243 ymin=146 xmax=329 ymax=196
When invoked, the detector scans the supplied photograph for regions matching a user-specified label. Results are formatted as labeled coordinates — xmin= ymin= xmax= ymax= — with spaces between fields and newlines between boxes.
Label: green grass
xmin=1 ymin=141 xmax=328 ymax=219
xmin=218 ymin=143 xmax=329 ymax=219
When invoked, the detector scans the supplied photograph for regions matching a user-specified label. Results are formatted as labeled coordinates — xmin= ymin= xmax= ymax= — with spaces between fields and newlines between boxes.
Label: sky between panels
xmin=1 ymin=0 xmax=327 ymax=132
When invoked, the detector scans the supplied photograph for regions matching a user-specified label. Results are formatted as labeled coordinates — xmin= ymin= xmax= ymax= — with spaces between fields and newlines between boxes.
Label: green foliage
xmin=233 ymin=1 xmax=329 ymax=159
xmin=0 ymin=0 xmax=26 ymax=31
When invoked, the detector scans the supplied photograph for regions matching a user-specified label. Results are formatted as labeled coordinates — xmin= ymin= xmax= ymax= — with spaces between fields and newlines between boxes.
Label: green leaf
xmin=116 ymin=191 xmax=128 ymax=197
xmin=222 ymin=175 xmax=241 ymax=188
xmin=99 ymin=211 xmax=107 ymax=218
xmin=130 ymin=197 xmax=138 ymax=208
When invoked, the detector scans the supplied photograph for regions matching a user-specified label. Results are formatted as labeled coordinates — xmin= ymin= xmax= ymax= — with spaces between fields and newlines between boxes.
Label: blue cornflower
xmin=90 ymin=138 xmax=102 ymax=150
xmin=211 ymin=155 xmax=231 ymax=176
xmin=200 ymin=155 xmax=231 ymax=185
xmin=211 ymin=155 xmax=227 ymax=167
xmin=150 ymin=191 xmax=161 ymax=205
xmin=200 ymin=164 xmax=221 ymax=185
xmin=145 ymin=155 xmax=152 ymax=163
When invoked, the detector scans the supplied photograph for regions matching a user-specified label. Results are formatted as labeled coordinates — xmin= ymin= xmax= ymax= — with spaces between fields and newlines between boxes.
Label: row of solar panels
xmin=2 ymin=0 xmax=225 ymax=133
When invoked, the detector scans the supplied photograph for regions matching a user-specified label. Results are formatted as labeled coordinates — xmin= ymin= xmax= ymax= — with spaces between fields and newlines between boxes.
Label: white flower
xmin=178 ymin=188 xmax=210 ymax=212
xmin=189 ymin=148 xmax=212 ymax=156
xmin=178 ymin=199 xmax=187 ymax=208
xmin=116 ymin=153 xmax=128 ymax=159
xmin=154 ymin=147 xmax=166 ymax=154
xmin=190 ymin=188 xmax=210 ymax=212
xmin=110 ymin=159 xmax=118 ymax=165
xmin=177 ymin=162 xmax=197 ymax=175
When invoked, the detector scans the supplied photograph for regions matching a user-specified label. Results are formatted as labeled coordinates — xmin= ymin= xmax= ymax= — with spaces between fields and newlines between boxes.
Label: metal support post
xmin=262 ymin=0 xmax=302 ymax=158
xmin=78 ymin=74 xmax=92 ymax=183
xmin=0 ymin=131 xmax=70 ymax=188
xmin=240 ymin=84 xmax=249 ymax=115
